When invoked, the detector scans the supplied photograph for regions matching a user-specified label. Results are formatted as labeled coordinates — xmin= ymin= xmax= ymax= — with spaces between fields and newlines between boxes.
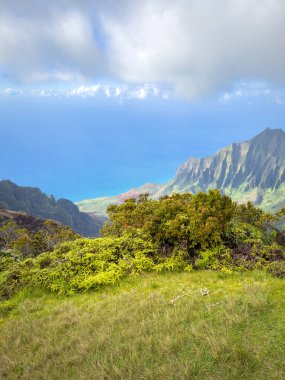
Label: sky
xmin=0 ymin=0 xmax=285 ymax=201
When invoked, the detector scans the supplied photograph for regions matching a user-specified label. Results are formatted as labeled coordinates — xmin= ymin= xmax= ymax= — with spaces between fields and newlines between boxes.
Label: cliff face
xmin=77 ymin=128 xmax=285 ymax=214
xmin=156 ymin=128 xmax=285 ymax=201
xmin=0 ymin=180 xmax=104 ymax=236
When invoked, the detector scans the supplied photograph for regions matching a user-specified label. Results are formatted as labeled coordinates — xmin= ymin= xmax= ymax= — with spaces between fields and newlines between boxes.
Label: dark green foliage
xmin=233 ymin=201 xmax=265 ymax=226
xmin=104 ymin=190 xmax=284 ymax=273
xmin=1 ymin=190 xmax=284 ymax=298
xmin=104 ymin=190 xmax=235 ymax=254
xmin=267 ymin=260 xmax=285 ymax=277
xmin=0 ymin=219 xmax=79 ymax=259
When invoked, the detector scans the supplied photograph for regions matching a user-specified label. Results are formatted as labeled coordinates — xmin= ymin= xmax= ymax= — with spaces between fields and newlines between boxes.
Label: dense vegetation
xmin=1 ymin=190 xmax=285 ymax=379
xmin=0 ymin=219 xmax=79 ymax=258
xmin=1 ymin=190 xmax=284 ymax=298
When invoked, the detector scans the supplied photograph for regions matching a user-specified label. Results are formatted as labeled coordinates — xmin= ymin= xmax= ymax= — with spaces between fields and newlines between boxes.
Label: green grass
xmin=1 ymin=271 xmax=285 ymax=379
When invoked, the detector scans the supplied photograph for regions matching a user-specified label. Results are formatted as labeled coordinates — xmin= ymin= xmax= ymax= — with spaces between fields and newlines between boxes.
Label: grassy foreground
xmin=1 ymin=271 xmax=285 ymax=380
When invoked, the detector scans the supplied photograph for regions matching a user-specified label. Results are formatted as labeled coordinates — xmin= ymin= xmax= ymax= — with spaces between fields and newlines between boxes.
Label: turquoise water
xmin=0 ymin=96 xmax=282 ymax=201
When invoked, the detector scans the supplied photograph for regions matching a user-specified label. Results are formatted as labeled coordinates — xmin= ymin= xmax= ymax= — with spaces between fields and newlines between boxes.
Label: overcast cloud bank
xmin=0 ymin=0 xmax=284 ymax=99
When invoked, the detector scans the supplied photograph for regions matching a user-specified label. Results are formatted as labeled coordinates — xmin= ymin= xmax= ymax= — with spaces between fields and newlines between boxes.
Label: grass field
xmin=1 ymin=271 xmax=285 ymax=379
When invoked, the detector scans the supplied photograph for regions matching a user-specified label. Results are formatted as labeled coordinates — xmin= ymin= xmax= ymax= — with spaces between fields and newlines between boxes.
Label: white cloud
xmin=0 ymin=83 xmax=169 ymax=100
xmin=101 ymin=0 xmax=285 ymax=98
xmin=68 ymin=84 xmax=101 ymax=97
xmin=127 ymin=84 xmax=160 ymax=99
xmin=218 ymin=83 xmax=273 ymax=103
xmin=0 ymin=1 xmax=285 ymax=99
xmin=104 ymin=87 xmax=111 ymax=98
xmin=0 ymin=88 xmax=24 ymax=96
xmin=114 ymin=87 xmax=122 ymax=97
xmin=131 ymin=88 xmax=147 ymax=99
xmin=0 ymin=5 xmax=104 ymax=83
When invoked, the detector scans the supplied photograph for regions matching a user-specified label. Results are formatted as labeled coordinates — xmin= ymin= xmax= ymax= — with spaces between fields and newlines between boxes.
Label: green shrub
xmin=0 ymin=234 xmax=159 ymax=297
xmin=1 ymin=191 xmax=284 ymax=299
xmin=267 ymin=261 xmax=285 ymax=278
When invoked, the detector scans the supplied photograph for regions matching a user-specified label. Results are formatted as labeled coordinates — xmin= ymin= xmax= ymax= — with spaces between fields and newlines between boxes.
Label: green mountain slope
xmin=77 ymin=183 xmax=161 ymax=214
xmin=0 ymin=180 xmax=104 ymax=236
xmin=0 ymin=206 xmax=79 ymax=257
xmin=0 ymin=205 xmax=69 ymax=234
xmin=77 ymin=128 xmax=285 ymax=214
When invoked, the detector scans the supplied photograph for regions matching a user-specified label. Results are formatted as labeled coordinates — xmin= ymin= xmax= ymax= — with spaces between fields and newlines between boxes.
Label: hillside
xmin=77 ymin=183 xmax=161 ymax=215
xmin=0 ymin=180 xmax=104 ymax=236
xmin=1 ymin=271 xmax=284 ymax=380
xmin=0 ymin=205 xmax=79 ymax=258
xmin=77 ymin=128 xmax=285 ymax=215
xmin=1 ymin=191 xmax=284 ymax=379
xmin=0 ymin=205 xmax=63 ymax=233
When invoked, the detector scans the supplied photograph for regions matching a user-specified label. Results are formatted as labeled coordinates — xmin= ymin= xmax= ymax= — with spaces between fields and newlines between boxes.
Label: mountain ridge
xmin=77 ymin=128 xmax=285 ymax=214
xmin=0 ymin=180 xmax=104 ymax=236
